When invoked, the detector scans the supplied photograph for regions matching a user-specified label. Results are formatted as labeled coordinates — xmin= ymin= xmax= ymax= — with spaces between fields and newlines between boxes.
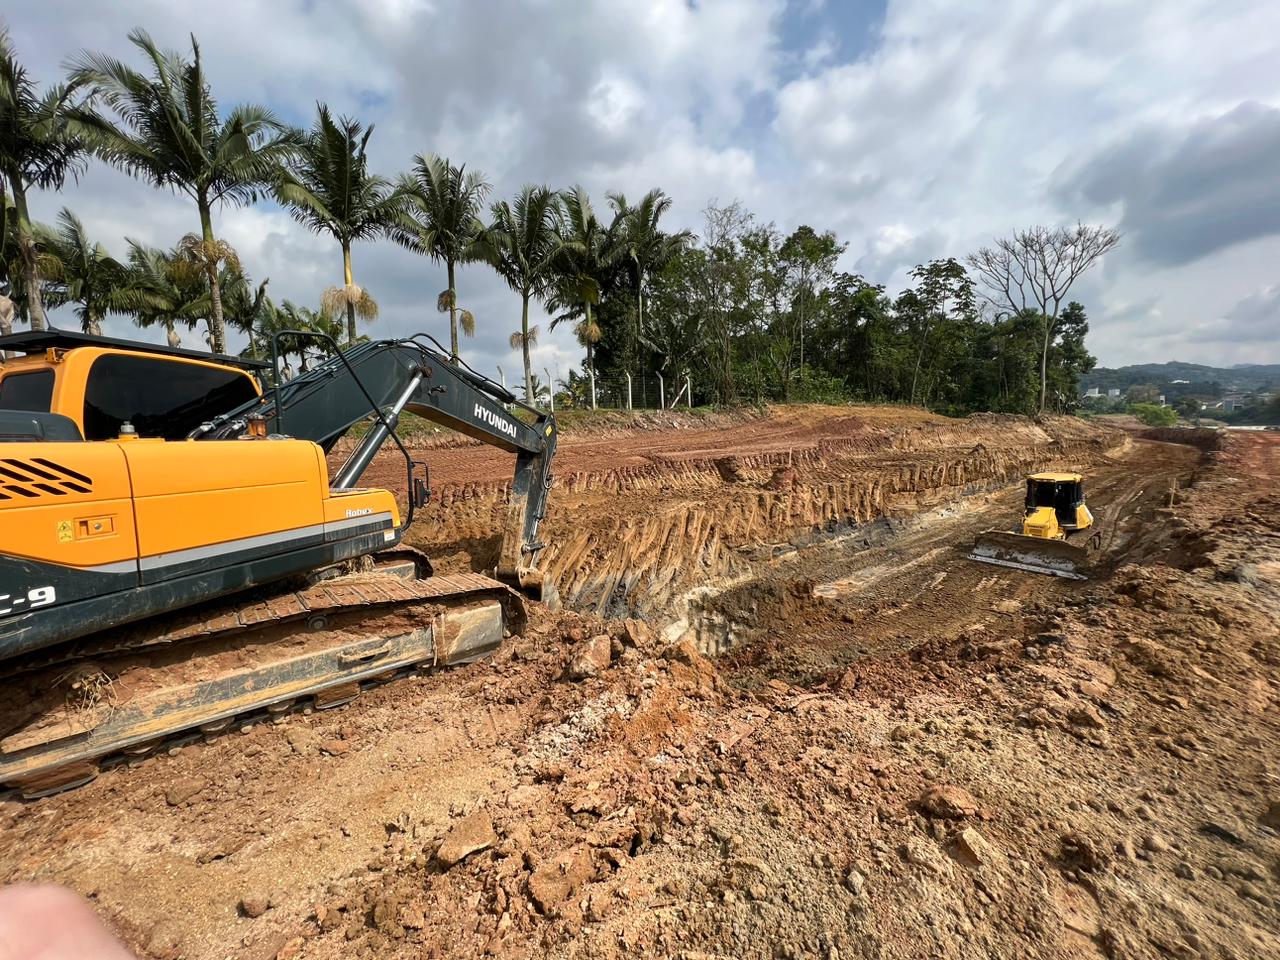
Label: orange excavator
xmin=0 ymin=329 xmax=557 ymax=796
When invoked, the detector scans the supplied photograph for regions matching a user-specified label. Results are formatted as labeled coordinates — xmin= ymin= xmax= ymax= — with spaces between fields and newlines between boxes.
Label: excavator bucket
xmin=968 ymin=530 xmax=1090 ymax=580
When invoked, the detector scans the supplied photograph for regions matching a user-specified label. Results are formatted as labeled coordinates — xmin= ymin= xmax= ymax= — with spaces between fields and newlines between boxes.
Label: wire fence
xmin=498 ymin=370 xmax=697 ymax=413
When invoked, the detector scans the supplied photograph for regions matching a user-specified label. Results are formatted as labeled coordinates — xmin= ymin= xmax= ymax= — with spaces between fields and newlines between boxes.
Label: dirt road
xmin=1 ymin=411 xmax=1276 ymax=960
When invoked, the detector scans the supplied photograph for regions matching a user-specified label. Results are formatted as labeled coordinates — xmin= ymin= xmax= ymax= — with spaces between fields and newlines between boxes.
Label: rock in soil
xmin=435 ymin=811 xmax=498 ymax=867
xmin=239 ymin=892 xmax=272 ymax=918
xmin=566 ymin=634 xmax=613 ymax=680
xmin=918 ymin=785 xmax=979 ymax=819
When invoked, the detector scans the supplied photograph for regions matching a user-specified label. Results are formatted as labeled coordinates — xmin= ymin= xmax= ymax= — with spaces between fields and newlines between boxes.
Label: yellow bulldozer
xmin=968 ymin=472 xmax=1097 ymax=580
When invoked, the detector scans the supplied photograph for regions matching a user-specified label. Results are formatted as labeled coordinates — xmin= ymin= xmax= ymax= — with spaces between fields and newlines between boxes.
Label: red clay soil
xmin=1 ymin=413 xmax=1277 ymax=960
xmin=345 ymin=404 xmax=948 ymax=491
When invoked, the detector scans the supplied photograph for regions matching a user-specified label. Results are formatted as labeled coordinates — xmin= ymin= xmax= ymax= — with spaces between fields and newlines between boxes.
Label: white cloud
xmin=772 ymin=0 xmax=1280 ymax=362
xmin=10 ymin=0 xmax=1280 ymax=371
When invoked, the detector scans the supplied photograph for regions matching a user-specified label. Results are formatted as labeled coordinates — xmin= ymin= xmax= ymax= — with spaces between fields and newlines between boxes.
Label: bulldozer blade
xmin=967 ymin=531 xmax=1089 ymax=580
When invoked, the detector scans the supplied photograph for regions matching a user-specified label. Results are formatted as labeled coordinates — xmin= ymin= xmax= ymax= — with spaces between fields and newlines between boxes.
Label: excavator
xmin=0 ymin=329 xmax=557 ymax=796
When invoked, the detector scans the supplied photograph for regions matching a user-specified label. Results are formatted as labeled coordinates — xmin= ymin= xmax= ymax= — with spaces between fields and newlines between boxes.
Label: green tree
xmin=1262 ymin=393 xmax=1280 ymax=425
xmin=896 ymin=258 xmax=976 ymax=408
xmin=391 ymin=154 xmax=491 ymax=359
xmin=610 ymin=188 xmax=692 ymax=344
xmin=1044 ymin=301 xmax=1096 ymax=412
xmin=0 ymin=195 xmax=15 ymax=339
xmin=778 ymin=225 xmax=844 ymax=384
xmin=1173 ymin=396 xmax=1202 ymax=421
xmin=0 ymin=192 xmax=61 ymax=338
xmin=489 ymin=185 xmax=562 ymax=404
xmin=644 ymin=247 xmax=715 ymax=389
xmin=112 ymin=240 xmax=205 ymax=346
xmin=0 ymin=29 xmax=87 ymax=330
xmin=69 ymin=29 xmax=298 ymax=354
xmin=548 ymin=186 xmax=620 ymax=410
xmin=276 ymin=105 xmax=397 ymax=345
xmin=217 ymin=266 xmax=271 ymax=357
xmin=1130 ymin=403 xmax=1177 ymax=427
xmin=696 ymin=200 xmax=755 ymax=403
xmin=254 ymin=299 xmax=323 ymax=375
xmin=809 ymin=273 xmax=898 ymax=401
xmin=36 ymin=208 xmax=124 ymax=335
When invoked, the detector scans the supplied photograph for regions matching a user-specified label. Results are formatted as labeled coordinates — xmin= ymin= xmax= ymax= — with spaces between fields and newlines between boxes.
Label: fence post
xmin=625 ymin=371 xmax=632 ymax=411
xmin=657 ymin=372 xmax=665 ymax=410
xmin=686 ymin=373 xmax=693 ymax=409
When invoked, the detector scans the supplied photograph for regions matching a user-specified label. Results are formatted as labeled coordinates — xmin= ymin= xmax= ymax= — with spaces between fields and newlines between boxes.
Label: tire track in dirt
xmin=394 ymin=410 xmax=1128 ymax=629
xmin=705 ymin=438 xmax=1201 ymax=689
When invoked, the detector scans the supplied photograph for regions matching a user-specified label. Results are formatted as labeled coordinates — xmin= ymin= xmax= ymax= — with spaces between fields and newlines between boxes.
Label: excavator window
xmin=0 ymin=370 xmax=54 ymax=412
xmin=83 ymin=354 xmax=259 ymax=441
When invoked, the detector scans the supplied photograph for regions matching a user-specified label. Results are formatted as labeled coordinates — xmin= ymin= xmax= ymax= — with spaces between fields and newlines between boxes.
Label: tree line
xmin=608 ymin=205 xmax=1116 ymax=415
xmin=1 ymin=27 xmax=1118 ymax=415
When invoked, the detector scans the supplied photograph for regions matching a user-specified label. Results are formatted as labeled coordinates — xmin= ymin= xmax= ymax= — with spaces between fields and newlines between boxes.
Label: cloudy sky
xmin=9 ymin=0 xmax=1280 ymax=379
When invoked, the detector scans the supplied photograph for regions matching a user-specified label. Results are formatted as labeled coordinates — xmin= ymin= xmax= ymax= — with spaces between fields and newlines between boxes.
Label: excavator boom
xmin=199 ymin=334 xmax=557 ymax=594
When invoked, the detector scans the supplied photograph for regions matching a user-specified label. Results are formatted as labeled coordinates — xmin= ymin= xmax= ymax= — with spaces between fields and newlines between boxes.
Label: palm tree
xmin=113 ymin=240 xmax=204 ymax=346
xmin=610 ymin=188 xmax=691 ymax=342
xmin=68 ymin=29 xmax=298 ymax=354
xmin=36 ymin=208 xmax=124 ymax=335
xmin=218 ymin=266 xmax=270 ymax=358
xmin=0 ymin=203 xmax=16 ymax=341
xmin=276 ymin=104 xmax=397 ymax=346
xmin=549 ymin=186 xmax=619 ymax=411
xmin=267 ymin=300 xmax=354 ymax=372
xmin=391 ymin=154 xmax=491 ymax=359
xmin=0 ymin=29 xmax=87 ymax=331
xmin=490 ymin=185 xmax=562 ymax=404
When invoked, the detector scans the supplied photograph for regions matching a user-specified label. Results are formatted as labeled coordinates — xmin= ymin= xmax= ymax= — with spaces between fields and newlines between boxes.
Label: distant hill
xmin=1082 ymin=362 xmax=1280 ymax=397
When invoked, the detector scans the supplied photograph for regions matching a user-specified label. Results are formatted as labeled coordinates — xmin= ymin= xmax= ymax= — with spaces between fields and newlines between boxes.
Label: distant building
xmin=1107 ymin=388 xmax=1121 ymax=398
xmin=1159 ymin=395 xmax=1166 ymax=405
xmin=1085 ymin=387 xmax=1100 ymax=398
xmin=1170 ymin=379 xmax=1190 ymax=385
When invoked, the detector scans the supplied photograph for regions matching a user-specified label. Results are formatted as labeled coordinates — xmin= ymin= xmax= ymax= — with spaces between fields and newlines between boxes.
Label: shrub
xmin=1129 ymin=402 xmax=1178 ymax=427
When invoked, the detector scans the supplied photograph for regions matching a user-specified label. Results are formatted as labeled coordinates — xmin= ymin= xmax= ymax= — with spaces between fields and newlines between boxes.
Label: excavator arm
xmin=195 ymin=334 xmax=557 ymax=596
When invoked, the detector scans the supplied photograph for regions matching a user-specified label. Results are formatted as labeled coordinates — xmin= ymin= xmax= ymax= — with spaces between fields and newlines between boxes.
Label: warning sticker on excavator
xmin=56 ymin=521 xmax=73 ymax=543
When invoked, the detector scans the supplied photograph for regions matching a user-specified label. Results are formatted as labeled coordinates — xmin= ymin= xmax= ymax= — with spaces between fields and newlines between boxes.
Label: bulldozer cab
xmin=1025 ymin=473 xmax=1084 ymax=529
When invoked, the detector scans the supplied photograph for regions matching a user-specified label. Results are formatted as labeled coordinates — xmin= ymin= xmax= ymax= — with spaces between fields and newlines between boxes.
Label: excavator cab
xmin=0 ymin=331 xmax=264 ymax=440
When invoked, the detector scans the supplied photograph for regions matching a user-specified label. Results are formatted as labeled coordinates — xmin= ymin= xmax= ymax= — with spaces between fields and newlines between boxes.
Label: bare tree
xmin=699 ymin=199 xmax=753 ymax=403
xmin=966 ymin=223 xmax=1119 ymax=414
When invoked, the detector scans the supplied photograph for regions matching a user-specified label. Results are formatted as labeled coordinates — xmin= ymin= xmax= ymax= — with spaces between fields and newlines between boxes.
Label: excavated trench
xmin=407 ymin=414 xmax=1144 ymax=657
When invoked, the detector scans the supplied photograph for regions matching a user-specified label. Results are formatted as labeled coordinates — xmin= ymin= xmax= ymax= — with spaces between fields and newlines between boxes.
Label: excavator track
xmin=0 ymin=569 xmax=524 ymax=799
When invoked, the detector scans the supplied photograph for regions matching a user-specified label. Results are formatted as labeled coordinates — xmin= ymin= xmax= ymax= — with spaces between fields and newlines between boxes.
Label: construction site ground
xmin=1 ymin=405 xmax=1277 ymax=960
